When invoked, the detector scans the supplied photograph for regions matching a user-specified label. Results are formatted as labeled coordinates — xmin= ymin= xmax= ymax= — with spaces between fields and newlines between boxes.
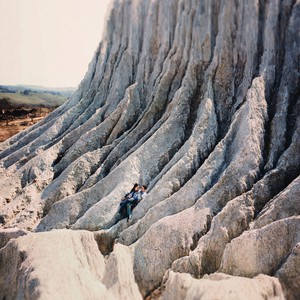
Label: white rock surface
xmin=276 ymin=242 xmax=300 ymax=300
xmin=0 ymin=229 xmax=142 ymax=300
xmin=219 ymin=217 xmax=300 ymax=277
xmin=0 ymin=227 xmax=28 ymax=249
xmin=160 ymin=271 xmax=285 ymax=300
xmin=0 ymin=0 xmax=299 ymax=298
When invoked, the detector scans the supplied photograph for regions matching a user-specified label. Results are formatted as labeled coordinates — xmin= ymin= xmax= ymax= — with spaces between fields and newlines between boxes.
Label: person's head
xmin=141 ymin=185 xmax=147 ymax=192
xmin=131 ymin=183 xmax=139 ymax=192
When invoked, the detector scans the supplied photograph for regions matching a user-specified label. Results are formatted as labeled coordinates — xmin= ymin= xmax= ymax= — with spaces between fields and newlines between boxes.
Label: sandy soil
xmin=0 ymin=116 xmax=46 ymax=142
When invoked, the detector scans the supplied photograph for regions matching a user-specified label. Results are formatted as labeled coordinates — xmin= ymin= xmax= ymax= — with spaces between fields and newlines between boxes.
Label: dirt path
xmin=0 ymin=116 xmax=46 ymax=142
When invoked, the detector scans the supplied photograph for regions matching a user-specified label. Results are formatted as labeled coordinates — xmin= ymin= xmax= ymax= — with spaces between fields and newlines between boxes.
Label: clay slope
xmin=0 ymin=0 xmax=299 ymax=299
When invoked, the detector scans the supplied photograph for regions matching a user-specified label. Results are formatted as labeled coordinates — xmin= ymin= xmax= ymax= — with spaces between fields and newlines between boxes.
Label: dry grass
xmin=0 ymin=92 xmax=67 ymax=107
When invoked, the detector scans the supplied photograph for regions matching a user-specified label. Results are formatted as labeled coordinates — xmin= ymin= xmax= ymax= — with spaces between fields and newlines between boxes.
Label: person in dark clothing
xmin=126 ymin=185 xmax=147 ymax=221
xmin=123 ymin=183 xmax=139 ymax=200
xmin=116 ymin=183 xmax=140 ymax=221
xmin=113 ymin=184 xmax=148 ymax=224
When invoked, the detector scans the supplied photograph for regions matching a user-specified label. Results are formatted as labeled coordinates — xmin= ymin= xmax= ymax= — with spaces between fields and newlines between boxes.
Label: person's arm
xmin=136 ymin=191 xmax=145 ymax=202
xmin=129 ymin=192 xmax=139 ymax=202
xmin=121 ymin=191 xmax=131 ymax=201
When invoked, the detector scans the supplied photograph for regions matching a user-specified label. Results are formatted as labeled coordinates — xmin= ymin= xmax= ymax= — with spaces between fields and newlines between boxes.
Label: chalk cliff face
xmin=0 ymin=0 xmax=299 ymax=299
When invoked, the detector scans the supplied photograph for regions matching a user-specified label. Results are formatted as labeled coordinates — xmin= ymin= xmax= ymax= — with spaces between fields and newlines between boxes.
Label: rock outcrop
xmin=159 ymin=271 xmax=285 ymax=300
xmin=0 ymin=0 xmax=299 ymax=299
xmin=0 ymin=230 xmax=142 ymax=299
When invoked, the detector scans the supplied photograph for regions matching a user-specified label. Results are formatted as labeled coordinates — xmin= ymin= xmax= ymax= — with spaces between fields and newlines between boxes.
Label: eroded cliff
xmin=0 ymin=0 xmax=299 ymax=299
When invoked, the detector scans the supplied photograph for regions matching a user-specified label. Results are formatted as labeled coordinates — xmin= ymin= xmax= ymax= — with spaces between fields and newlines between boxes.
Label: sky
xmin=0 ymin=0 xmax=112 ymax=88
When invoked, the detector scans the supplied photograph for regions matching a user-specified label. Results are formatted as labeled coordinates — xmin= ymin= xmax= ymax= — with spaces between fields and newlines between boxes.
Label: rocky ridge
xmin=0 ymin=0 xmax=299 ymax=299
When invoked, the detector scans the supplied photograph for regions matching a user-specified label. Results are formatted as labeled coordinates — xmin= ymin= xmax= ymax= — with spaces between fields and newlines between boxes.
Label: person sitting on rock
xmin=122 ymin=183 xmax=139 ymax=202
xmin=126 ymin=185 xmax=147 ymax=222
xmin=116 ymin=183 xmax=140 ymax=221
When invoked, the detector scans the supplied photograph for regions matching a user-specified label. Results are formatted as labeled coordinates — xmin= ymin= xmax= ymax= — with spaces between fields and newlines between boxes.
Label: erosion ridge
xmin=0 ymin=0 xmax=299 ymax=299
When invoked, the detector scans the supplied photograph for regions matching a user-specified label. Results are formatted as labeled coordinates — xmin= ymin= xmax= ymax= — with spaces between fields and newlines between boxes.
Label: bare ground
xmin=0 ymin=115 xmax=48 ymax=142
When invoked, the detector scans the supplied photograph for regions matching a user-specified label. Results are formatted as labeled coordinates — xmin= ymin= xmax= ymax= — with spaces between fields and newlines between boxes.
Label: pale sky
xmin=0 ymin=0 xmax=112 ymax=88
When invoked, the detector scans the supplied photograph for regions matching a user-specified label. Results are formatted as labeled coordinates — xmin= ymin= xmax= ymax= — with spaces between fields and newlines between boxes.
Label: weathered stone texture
xmin=0 ymin=0 xmax=299 ymax=298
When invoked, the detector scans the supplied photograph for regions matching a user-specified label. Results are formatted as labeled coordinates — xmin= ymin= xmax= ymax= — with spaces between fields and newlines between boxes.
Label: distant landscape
xmin=0 ymin=85 xmax=74 ymax=142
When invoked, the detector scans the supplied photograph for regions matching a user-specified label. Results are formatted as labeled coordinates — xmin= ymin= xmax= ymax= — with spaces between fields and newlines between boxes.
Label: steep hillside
xmin=0 ymin=0 xmax=299 ymax=299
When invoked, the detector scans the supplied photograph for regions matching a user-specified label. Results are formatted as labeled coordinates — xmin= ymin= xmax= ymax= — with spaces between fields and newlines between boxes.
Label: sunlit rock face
xmin=0 ymin=0 xmax=299 ymax=299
